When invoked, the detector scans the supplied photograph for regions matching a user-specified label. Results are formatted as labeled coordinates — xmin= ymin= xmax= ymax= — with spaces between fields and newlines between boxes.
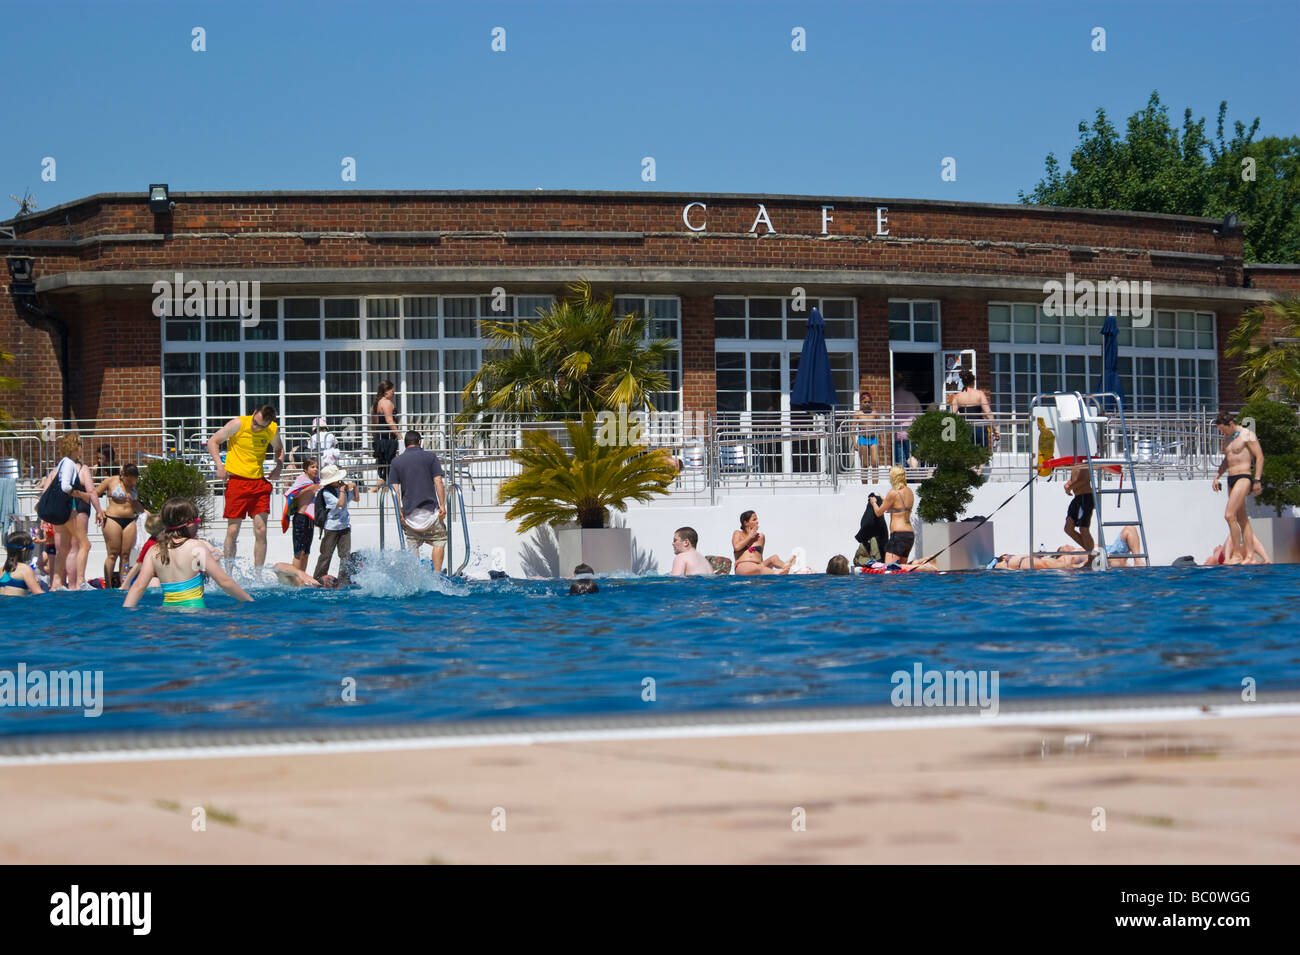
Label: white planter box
xmin=915 ymin=520 xmax=995 ymax=571
xmin=555 ymin=527 xmax=634 ymax=576
xmin=1245 ymin=515 xmax=1300 ymax=564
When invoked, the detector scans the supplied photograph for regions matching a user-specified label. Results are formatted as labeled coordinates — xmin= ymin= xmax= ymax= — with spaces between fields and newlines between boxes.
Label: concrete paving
xmin=2 ymin=713 xmax=1297 ymax=864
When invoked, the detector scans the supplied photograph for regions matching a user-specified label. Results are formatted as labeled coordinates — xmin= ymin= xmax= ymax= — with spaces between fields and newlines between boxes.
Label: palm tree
xmin=0 ymin=350 xmax=20 ymax=432
xmin=460 ymin=282 xmax=672 ymax=421
xmin=497 ymin=414 xmax=677 ymax=530
xmin=1226 ymin=298 xmax=1300 ymax=404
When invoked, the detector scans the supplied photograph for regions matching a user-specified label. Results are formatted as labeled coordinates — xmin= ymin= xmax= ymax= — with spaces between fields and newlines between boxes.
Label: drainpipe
xmin=10 ymin=291 xmax=71 ymax=425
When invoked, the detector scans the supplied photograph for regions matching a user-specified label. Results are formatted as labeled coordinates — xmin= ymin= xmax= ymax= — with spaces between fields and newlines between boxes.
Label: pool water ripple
xmin=2 ymin=564 xmax=1299 ymax=735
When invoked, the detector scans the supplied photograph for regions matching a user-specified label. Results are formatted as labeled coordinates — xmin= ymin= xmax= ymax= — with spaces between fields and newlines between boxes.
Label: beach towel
xmin=855 ymin=494 xmax=888 ymax=563
xmin=0 ymin=477 xmax=17 ymax=538
xmin=281 ymin=483 xmax=307 ymax=533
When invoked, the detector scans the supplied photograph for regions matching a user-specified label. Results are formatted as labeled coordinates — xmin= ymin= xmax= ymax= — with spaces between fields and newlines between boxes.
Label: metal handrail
xmin=446 ymin=483 xmax=472 ymax=576
xmin=376 ymin=483 xmax=406 ymax=551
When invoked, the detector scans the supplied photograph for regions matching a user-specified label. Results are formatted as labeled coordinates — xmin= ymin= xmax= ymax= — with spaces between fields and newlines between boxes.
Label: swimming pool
xmin=3 ymin=552 xmax=1299 ymax=736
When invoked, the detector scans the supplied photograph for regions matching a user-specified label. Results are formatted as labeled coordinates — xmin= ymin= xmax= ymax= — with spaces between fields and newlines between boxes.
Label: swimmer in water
xmin=123 ymin=498 xmax=253 ymax=608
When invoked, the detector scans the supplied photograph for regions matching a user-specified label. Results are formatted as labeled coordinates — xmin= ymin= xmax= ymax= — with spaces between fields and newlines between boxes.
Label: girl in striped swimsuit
xmin=123 ymin=498 xmax=253 ymax=609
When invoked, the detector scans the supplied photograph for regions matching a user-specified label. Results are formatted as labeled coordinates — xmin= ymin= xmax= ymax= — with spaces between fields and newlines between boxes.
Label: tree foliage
xmin=1021 ymin=92 xmax=1300 ymax=263
xmin=1238 ymin=398 xmax=1300 ymax=515
xmin=908 ymin=409 xmax=991 ymax=524
xmin=1226 ymin=298 xmax=1300 ymax=405
xmin=0 ymin=351 xmax=19 ymax=431
xmin=460 ymin=282 xmax=672 ymax=422
xmin=497 ymin=414 xmax=677 ymax=531
xmin=137 ymin=458 xmax=214 ymax=522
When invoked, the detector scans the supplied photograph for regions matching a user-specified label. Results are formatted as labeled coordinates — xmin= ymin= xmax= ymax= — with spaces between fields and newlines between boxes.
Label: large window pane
xmin=988 ymin=305 xmax=1010 ymax=344
xmin=403 ymin=296 xmax=439 ymax=339
xmin=245 ymin=351 xmax=280 ymax=413
xmin=283 ymin=298 xmax=321 ymax=340
xmin=444 ymin=297 xmax=478 ymax=338
xmin=442 ymin=349 xmax=477 ymax=415
xmin=366 ymin=297 xmax=401 ymax=339
xmin=246 ymin=298 xmax=279 ymax=341
xmin=324 ymin=298 xmax=360 ymax=339
xmin=1013 ymin=304 xmax=1036 ymax=344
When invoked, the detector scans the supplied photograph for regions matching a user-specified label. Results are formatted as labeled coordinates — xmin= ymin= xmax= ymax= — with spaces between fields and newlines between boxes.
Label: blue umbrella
xmin=1096 ymin=313 xmax=1125 ymax=411
xmin=790 ymin=306 xmax=838 ymax=410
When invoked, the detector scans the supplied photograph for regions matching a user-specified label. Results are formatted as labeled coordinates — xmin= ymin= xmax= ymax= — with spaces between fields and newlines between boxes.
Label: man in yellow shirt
xmin=207 ymin=405 xmax=285 ymax=567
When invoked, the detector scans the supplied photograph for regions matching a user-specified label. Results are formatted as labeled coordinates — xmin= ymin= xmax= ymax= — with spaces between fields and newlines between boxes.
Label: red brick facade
xmin=2 ymin=190 xmax=1293 ymax=424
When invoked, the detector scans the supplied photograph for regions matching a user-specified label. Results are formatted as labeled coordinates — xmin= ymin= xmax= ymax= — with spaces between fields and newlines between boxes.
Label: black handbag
xmin=36 ymin=460 xmax=77 ymax=525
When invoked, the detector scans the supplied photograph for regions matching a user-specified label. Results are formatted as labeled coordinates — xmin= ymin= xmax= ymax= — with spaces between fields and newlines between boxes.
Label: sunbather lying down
xmin=989 ymin=546 xmax=1091 ymax=570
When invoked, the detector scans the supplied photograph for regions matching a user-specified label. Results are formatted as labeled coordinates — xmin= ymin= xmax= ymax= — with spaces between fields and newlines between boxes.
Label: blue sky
xmin=5 ymin=0 xmax=1297 ymax=212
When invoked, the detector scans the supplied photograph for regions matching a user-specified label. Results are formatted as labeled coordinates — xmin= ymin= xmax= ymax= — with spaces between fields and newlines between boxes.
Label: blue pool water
xmin=3 ymin=553 xmax=1300 ymax=736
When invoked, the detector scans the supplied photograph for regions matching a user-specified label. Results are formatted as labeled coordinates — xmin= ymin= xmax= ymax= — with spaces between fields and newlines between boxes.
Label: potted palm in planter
xmin=909 ymin=408 xmax=994 ymax=570
xmin=498 ymin=414 xmax=677 ymax=574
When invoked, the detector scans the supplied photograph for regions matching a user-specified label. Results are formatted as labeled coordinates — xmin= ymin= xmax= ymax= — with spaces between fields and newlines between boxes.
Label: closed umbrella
xmin=1096 ymin=313 xmax=1125 ymax=411
xmin=790 ymin=307 xmax=837 ymax=410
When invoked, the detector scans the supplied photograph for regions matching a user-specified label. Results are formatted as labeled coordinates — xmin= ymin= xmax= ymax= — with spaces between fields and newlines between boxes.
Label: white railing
xmin=0 ymin=409 xmax=1257 ymax=519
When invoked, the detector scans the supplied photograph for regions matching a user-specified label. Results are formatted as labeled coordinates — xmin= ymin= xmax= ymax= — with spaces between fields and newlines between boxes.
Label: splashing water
xmin=350 ymin=548 xmax=469 ymax=597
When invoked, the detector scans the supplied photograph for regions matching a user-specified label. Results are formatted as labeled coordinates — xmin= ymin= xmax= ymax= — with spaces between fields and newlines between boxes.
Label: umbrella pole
xmin=829 ymin=411 xmax=838 ymax=492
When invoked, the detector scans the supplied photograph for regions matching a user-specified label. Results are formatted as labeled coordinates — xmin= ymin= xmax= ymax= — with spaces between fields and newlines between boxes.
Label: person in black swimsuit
xmin=947 ymin=371 xmax=998 ymax=449
xmin=370 ymin=379 xmax=400 ymax=487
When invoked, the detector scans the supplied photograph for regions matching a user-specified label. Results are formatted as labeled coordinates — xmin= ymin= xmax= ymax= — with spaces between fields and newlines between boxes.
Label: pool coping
xmin=3 ymin=690 xmax=1298 ymax=765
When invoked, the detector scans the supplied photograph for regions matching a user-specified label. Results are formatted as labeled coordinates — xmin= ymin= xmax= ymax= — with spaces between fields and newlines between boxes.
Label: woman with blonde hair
xmin=36 ymin=433 xmax=105 ymax=590
xmin=869 ymin=466 xmax=916 ymax=564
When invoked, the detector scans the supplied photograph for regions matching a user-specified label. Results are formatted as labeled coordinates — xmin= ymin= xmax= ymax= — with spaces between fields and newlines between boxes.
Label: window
xmin=245 ymin=352 xmax=280 ymax=416
xmin=716 ymin=296 xmax=858 ymax=341
xmin=444 ymin=297 xmax=478 ymax=338
xmin=283 ymin=298 xmax=321 ymax=341
xmin=888 ymin=300 xmax=940 ymax=343
xmin=246 ymin=298 xmax=279 ymax=341
xmin=987 ymin=303 xmax=1217 ymax=413
xmin=324 ymin=298 xmax=360 ymax=339
xmin=366 ymin=297 xmax=401 ymax=339
xmin=614 ymin=295 xmax=683 ymax=412
xmin=205 ymin=352 xmax=240 ymax=435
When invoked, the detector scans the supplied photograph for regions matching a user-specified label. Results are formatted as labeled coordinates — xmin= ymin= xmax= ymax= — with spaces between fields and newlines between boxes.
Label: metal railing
xmin=0 ymin=409 xmax=1260 ymax=521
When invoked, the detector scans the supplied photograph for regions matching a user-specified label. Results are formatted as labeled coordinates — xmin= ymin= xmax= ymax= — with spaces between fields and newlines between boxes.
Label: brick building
xmin=3 ymin=190 xmax=1298 ymax=442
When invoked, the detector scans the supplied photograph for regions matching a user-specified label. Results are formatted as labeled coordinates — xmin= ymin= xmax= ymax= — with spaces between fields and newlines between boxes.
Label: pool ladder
xmin=377 ymin=481 xmax=472 ymax=576
xmin=1028 ymin=391 xmax=1151 ymax=570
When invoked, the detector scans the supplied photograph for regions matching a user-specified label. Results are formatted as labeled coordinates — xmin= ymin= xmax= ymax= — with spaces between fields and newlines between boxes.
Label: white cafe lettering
xmin=681 ymin=201 xmax=890 ymax=236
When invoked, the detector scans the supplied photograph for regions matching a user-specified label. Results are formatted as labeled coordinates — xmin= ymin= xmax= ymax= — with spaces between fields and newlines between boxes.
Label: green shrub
xmin=909 ymin=409 xmax=992 ymax=524
xmin=137 ymin=458 xmax=214 ymax=521
xmin=1239 ymin=398 xmax=1300 ymax=514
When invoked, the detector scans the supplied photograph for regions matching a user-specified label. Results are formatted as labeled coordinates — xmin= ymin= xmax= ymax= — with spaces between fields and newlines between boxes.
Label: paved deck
xmin=2 ymin=712 xmax=1298 ymax=864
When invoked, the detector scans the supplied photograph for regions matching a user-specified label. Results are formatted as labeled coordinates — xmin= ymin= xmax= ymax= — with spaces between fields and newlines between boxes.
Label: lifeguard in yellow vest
xmin=207 ymin=405 xmax=285 ymax=568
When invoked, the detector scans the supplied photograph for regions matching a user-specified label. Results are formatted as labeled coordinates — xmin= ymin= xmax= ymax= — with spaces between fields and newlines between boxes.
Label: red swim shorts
xmin=223 ymin=475 xmax=271 ymax=519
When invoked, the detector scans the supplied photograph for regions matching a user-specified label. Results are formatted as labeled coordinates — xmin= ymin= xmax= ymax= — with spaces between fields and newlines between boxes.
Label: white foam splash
xmin=350 ymin=548 xmax=469 ymax=598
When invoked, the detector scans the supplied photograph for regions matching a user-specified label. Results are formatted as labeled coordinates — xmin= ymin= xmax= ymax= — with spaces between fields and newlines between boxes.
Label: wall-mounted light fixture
xmin=149 ymin=183 xmax=175 ymax=214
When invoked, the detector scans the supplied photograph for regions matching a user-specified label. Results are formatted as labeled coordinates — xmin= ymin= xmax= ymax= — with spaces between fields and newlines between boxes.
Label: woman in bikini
xmin=123 ymin=498 xmax=253 ymax=609
xmin=0 ymin=531 xmax=43 ymax=596
xmin=97 ymin=462 xmax=146 ymax=589
xmin=731 ymin=510 xmax=792 ymax=575
xmin=871 ymin=466 xmax=916 ymax=564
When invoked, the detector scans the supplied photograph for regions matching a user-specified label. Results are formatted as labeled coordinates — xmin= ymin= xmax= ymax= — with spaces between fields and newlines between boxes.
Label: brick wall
xmin=0 ymin=290 xmax=64 ymax=424
xmin=941 ymin=297 xmax=992 ymax=392
xmin=856 ymin=294 xmax=891 ymax=409
xmin=680 ymin=295 xmax=715 ymax=414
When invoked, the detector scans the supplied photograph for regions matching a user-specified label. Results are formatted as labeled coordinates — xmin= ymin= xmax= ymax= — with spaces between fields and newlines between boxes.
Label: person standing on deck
xmin=870 ymin=466 xmax=916 ymax=563
xmin=1211 ymin=410 xmax=1268 ymax=563
xmin=370 ymin=380 xmax=401 ymax=489
xmin=1063 ymin=463 xmax=1096 ymax=554
xmin=208 ymin=405 xmax=284 ymax=568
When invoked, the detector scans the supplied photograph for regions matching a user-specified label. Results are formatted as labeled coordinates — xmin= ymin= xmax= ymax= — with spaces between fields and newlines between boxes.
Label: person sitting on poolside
xmin=1101 ymin=525 xmax=1144 ymax=567
xmin=731 ymin=510 xmax=792 ymax=575
xmin=123 ymin=498 xmax=254 ymax=609
xmin=670 ymin=526 xmax=714 ymax=577
xmin=1 ymin=531 xmax=44 ymax=596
